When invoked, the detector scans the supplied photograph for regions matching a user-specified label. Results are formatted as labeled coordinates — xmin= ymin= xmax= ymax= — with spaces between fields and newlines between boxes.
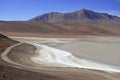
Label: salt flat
xmin=11 ymin=36 xmax=120 ymax=72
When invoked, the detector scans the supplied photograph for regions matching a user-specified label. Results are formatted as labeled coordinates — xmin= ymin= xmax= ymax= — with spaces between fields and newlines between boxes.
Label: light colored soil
xmin=3 ymin=41 xmax=120 ymax=80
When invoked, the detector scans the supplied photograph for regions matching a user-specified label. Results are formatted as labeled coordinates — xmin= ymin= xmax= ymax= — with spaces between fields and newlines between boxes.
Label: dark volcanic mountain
xmin=30 ymin=9 xmax=120 ymax=27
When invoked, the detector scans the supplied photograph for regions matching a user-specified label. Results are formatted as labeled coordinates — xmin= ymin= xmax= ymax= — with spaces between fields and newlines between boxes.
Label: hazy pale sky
xmin=0 ymin=0 xmax=120 ymax=21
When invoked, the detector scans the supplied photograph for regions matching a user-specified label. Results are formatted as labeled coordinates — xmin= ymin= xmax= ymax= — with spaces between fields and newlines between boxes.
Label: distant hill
xmin=30 ymin=9 xmax=120 ymax=27
xmin=0 ymin=9 xmax=120 ymax=36
xmin=0 ymin=21 xmax=116 ymax=37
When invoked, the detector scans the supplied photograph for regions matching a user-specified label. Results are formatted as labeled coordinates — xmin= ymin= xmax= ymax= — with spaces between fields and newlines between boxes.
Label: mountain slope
xmin=30 ymin=9 xmax=120 ymax=27
xmin=0 ymin=34 xmax=18 ymax=52
xmin=0 ymin=21 xmax=115 ymax=37
xmin=0 ymin=9 xmax=120 ymax=36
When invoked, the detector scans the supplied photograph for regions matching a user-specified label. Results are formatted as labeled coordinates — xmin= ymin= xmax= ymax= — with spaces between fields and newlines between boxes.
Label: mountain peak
xmin=30 ymin=9 xmax=120 ymax=25
xmin=74 ymin=9 xmax=94 ymax=13
xmin=80 ymin=8 xmax=91 ymax=12
xmin=48 ymin=12 xmax=63 ymax=15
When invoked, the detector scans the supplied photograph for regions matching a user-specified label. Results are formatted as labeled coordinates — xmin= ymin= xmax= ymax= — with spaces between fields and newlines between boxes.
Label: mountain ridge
xmin=0 ymin=9 xmax=120 ymax=36
xmin=30 ymin=9 xmax=120 ymax=27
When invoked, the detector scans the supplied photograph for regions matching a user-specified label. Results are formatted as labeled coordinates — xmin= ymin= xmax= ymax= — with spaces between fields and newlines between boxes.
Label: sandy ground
xmin=2 ymin=36 xmax=119 ymax=80
xmin=1 ymin=43 xmax=120 ymax=80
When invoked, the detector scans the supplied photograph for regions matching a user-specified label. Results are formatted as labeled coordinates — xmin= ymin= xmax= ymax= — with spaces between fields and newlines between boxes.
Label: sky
xmin=0 ymin=0 xmax=120 ymax=21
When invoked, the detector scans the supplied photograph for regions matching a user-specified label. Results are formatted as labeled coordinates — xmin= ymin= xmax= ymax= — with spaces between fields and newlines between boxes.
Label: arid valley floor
xmin=0 ymin=35 xmax=120 ymax=80
xmin=1 ymin=1 xmax=120 ymax=79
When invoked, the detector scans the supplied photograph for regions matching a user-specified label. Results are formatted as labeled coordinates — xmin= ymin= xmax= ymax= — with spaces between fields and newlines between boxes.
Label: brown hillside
xmin=0 ymin=21 xmax=116 ymax=37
